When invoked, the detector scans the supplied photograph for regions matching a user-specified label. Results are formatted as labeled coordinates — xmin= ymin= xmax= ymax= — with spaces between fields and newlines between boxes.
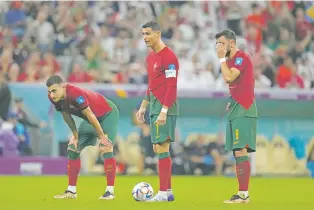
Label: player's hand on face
xmin=155 ymin=112 xmax=167 ymax=126
xmin=216 ymin=43 xmax=227 ymax=58
xmin=100 ymin=134 xmax=113 ymax=148
xmin=136 ymin=107 xmax=146 ymax=123
xmin=68 ymin=135 xmax=78 ymax=149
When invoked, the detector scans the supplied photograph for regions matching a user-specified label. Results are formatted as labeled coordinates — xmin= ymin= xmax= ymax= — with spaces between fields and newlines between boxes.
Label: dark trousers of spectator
xmin=0 ymin=83 xmax=12 ymax=120
xmin=18 ymin=142 xmax=32 ymax=156
xmin=172 ymin=163 xmax=186 ymax=175
xmin=189 ymin=163 xmax=215 ymax=175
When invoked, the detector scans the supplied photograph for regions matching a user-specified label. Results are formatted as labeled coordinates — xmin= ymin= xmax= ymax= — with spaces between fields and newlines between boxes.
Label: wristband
xmin=220 ymin=57 xmax=226 ymax=63
xmin=161 ymin=108 xmax=168 ymax=114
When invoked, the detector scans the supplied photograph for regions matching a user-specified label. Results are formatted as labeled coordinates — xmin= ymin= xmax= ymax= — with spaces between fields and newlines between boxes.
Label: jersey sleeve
xmin=68 ymin=87 xmax=90 ymax=110
xmin=163 ymin=53 xmax=179 ymax=108
xmin=144 ymin=56 xmax=150 ymax=102
xmin=230 ymin=54 xmax=249 ymax=73
xmin=48 ymin=94 xmax=62 ymax=111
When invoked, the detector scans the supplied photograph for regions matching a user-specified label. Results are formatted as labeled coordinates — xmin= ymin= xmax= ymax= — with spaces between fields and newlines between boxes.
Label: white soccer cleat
xmin=54 ymin=190 xmax=77 ymax=199
xmin=99 ymin=191 xmax=115 ymax=200
xmin=167 ymin=190 xmax=175 ymax=201
xmin=146 ymin=192 xmax=168 ymax=202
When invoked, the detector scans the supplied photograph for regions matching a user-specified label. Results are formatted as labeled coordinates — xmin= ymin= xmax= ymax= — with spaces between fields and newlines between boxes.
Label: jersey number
xmin=155 ymin=124 xmax=160 ymax=139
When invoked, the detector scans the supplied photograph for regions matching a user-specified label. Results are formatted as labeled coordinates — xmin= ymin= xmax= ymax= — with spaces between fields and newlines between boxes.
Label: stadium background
xmin=0 ymin=1 xmax=314 ymax=179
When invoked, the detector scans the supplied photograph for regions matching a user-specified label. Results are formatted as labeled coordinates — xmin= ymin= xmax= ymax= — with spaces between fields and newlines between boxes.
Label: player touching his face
xmin=215 ymin=29 xmax=258 ymax=204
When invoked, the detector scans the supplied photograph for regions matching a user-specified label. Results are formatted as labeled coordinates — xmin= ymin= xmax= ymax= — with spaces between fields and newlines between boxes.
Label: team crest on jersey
xmin=76 ymin=96 xmax=85 ymax=104
xmin=235 ymin=57 xmax=243 ymax=65
xmin=153 ymin=62 xmax=157 ymax=71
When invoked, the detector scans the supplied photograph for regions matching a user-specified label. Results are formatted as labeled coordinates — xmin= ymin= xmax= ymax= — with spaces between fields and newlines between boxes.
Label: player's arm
xmin=162 ymin=57 xmax=179 ymax=112
xmin=140 ymin=61 xmax=150 ymax=110
xmin=69 ymin=90 xmax=107 ymax=139
xmin=48 ymin=94 xmax=79 ymax=138
xmin=61 ymin=111 xmax=78 ymax=138
xmin=140 ymin=94 xmax=150 ymax=110
xmin=81 ymin=107 xmax=106 ymax=139
xmin=220 ymin=61 xmax=241 ymax=83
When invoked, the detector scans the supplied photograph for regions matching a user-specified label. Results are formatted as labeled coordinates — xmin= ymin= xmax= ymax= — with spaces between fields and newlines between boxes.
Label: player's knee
xmin=99 ymin=145 xmax=113 ymax=153
xmin=155 ymin=141 xmax=170 ymax=154
xmin=155 ymin=141 xmax=171 ymax=159
xmin=67 ymin=147 xmax=80 ymax=160
xmin=98 ymin=145 xmax=113 ymax=159
xmin=234 ymin=148 xmax=248 ymax=158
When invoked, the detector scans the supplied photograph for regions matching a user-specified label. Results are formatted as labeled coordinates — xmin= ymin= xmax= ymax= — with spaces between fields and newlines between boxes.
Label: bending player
xmin=215 ymin=29 xmax=257 ymax=204
xmin=136 ymin=21 xmax=179 ymax=202
xmin=46 ymin=75 xmax=119 ymax=200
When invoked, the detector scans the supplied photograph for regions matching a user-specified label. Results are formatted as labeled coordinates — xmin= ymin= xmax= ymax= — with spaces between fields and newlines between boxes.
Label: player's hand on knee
xmin=136 ymin=108 xmax=146 ymax=123
xmin=68 ymin=135 xmax=78 ymax=149
xmin=100 ymin=134 xmax=113 ymax=148
xmin=155 ymin=112 xmax=167 ymax=126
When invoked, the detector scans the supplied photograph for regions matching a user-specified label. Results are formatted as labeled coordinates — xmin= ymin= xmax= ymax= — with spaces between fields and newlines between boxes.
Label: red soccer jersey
xmin=226 ymin=50 xmax=255 ymax=109
xmin=48 ymin=84 xmax=112 ymax=120
xmin=146 ymin=47 xmax=179 ymax=108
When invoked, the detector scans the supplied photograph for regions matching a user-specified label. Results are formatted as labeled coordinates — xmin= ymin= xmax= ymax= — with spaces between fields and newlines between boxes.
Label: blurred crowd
xmin=0 ymin=1 xmax=314 ymax=89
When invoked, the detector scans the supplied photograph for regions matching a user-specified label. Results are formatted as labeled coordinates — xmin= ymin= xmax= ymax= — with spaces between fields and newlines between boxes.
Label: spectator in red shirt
xmin=21 ymin=51 xmax=41 ymax=72
xmin=0 ymin=47 xmax=14 ymax=75
xmin=246 ymin=24 xmax=262 ymax=55
xmin=295 ymin=7 xmax=314 ymax=41
xmin=17 ymin=65 xmax=39 ymax=82
xmin=246 ymin=3 xmax=266 ymax=42
xmin=68 ymin=63 xmax=93 ymax=83
xmin=261 ymin=1 xmax=276 ymax=27
xmin=276 ymin=56 xmax=304 ymax=89
xmin=18 ymin=52 xmax=41 ymax=82
xmin=40 ymin=51 xmax=61 ymax=74
xmin=7 ymin=63 xmax=20 ymax=82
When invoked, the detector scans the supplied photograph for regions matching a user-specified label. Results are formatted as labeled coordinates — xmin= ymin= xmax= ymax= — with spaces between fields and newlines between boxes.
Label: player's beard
xmin=226 ymin=45 xmax=231 ymax=57
xmin=145 ymin=41 xmax=150 ymax=47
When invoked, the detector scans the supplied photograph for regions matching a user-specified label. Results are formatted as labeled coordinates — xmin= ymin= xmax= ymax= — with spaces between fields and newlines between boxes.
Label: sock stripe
xmin=103 ymin=152 xmax=113 ymax=159
xmin=158 ymin=152 xmax=170 ymax=159
xmin=236 ymin=156 xmax=249 ymax=164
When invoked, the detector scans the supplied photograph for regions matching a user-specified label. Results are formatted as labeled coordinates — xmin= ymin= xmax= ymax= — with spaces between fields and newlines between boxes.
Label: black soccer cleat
xmin=223 ymin=194 xmax=250 ymax=204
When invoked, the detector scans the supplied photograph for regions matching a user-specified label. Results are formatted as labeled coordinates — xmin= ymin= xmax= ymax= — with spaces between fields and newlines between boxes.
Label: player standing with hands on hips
xmin=46 ymin=75 xmax=119 ymax=200
xmin=136 ymin=21 xmax=179 ymax=202
xmin=215 ymin=29 xmax=257 ymax=204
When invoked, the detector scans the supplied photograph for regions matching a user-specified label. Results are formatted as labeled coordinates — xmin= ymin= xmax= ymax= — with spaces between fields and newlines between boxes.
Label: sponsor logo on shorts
xmin=235 ymin=129 xmax=239 ymax=140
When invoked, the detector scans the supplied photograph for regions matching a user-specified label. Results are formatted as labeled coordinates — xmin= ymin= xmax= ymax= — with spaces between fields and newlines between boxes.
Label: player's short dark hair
xmin=46 ymin=75 xmax=64 ymax=87
xmin=142 ymin=21 xmax=161 ymax=31
xmin=215 ymin=29 xmax=237 ymax=42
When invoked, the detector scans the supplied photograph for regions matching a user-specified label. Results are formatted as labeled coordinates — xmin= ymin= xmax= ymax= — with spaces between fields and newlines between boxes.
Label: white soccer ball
xmin=132 ymin=182 xmax=154 ymax=201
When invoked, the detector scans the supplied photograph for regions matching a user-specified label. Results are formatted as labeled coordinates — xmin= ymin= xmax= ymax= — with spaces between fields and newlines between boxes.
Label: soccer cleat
xmin=223 ymin=194 xmax=250 ymax=204
xmin=167 ymin=191 xmax=175 ymax=201
xmin=146 ymin=192 xmax=168 ymax=202
xmin=54 ymin=190 xmax=77 ymax=199
xmin=99 ymin=191 xmax=115 ymax=200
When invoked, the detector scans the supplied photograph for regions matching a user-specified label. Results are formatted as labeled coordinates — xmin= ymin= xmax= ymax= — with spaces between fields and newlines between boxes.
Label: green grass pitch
xmin=0 ymin=176 xmax=313 ymax=210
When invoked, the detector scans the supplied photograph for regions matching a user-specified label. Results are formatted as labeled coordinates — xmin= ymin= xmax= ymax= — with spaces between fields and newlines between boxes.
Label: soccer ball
xmin=132 ymin=182 xmax=154 ymax=201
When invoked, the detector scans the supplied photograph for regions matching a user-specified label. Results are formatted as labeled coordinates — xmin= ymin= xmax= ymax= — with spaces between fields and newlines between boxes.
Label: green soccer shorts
xmin=150 ymin=114 xmax=177 ymax=144
xmin=225 ymin=117 xmax=257 ymax=153
xmin=75 ymin=102 xmax=119 ymax=151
